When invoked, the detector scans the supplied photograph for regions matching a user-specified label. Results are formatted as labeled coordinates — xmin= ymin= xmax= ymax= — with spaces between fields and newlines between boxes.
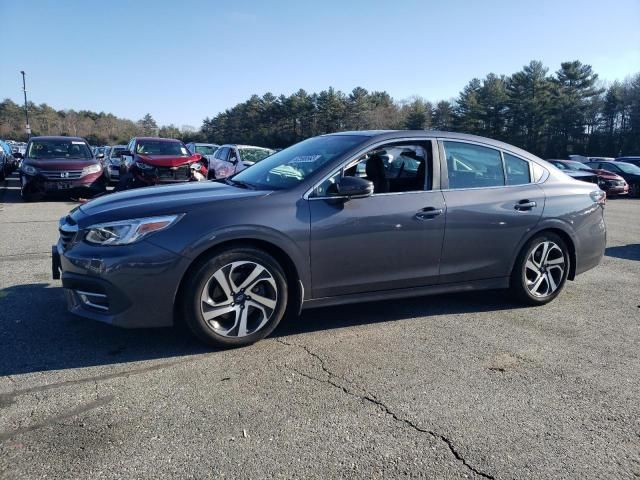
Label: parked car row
xmin=7 ymin=135 xmax=275 ymax=200
xmin=547 ymin=156 xmax=640 ymax=197
xmin=0 ymin=140 xmax=21 ymax=180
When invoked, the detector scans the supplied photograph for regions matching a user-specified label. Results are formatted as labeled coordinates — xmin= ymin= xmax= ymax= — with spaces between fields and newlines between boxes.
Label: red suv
xmin=118 ymin=137 xmax=207 ymax=190
xmin=17 ymin=136 xmax=108 ymax=202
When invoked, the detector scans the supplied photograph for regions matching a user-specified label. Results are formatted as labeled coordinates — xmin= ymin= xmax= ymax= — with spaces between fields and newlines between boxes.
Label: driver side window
xmin=315 ymin=142 xmax=432 ymax=196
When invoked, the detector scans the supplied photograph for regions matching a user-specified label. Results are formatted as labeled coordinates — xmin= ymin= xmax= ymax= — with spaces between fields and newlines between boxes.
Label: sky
xmin=1 ymin=0 xmax=639 ymax=127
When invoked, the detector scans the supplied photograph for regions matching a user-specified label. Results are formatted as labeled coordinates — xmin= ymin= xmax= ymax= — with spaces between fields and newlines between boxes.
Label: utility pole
xmin=20 ymin=71 xmax=31 ymax=138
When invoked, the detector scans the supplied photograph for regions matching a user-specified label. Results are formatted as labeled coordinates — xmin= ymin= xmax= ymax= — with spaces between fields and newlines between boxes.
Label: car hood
xmin=136 ymin=154 xmax=202 ymax=167
xmin=592 ymin=169 xmax=623 ymax=180
xmin=76 ymin=181 xmax=268 ymax=225
xmin=25 ymin=158 xmax=99 ymax=170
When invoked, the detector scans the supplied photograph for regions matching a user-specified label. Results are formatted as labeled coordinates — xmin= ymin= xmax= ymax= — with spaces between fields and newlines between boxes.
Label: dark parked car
xmin=208 ymin=144 xmax=275 ymax=179
xmin=118 ymin=137 xmax=207 ymax=190
xmin=53 ymin=131 xmax=606 ymax=348
xmin=547 ymin=159 xmax=628 ymax=196
xmin=18 ymin=136 xmax=109 ymax=201
xmin=585 ymin=160 xmax=640 ymax=197
xmin=615 ymin=156 xmax=640 ymax=169
xmin=0 ymin=140 xmax=18 ymax=179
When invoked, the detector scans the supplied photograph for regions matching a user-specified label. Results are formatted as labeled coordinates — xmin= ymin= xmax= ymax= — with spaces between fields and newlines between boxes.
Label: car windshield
xmin=110 ymin=147 xmax=127 ymax=158
xmin=615 ymin=162 xmax=640 ymax=174
xmin=565 ymin=160 xmax=590 ymax=171
xmin=232 ymin=135 xmax=367 ymax=190
xmin=136 ymin=140 xmax=190 ymax=156
xmin=27 ymin=139 xmax=92 ymax=160
xmin=195 ymin=145 xmax=217 ymax=155
xmin=239 ymin=147 xmax=274 ymax=164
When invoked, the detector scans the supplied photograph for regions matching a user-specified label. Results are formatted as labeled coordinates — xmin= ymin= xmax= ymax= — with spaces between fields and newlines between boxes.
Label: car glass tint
xmin=136 ymin=141 xmax=189 ymax=156
xmin=233 ymin=135 xmax=367 ymax=190
xmin=504 ymin=153 xmax=531 ymax=185
xmin=27 ymin=140 xmax=92 ymax=160
xmin=443 ymin=141 xmax=505 ymax=189
xmin=238 ymin=148 xmax=273 ymax=164
xmin=195 ymin=145 xmax=217 ymax=155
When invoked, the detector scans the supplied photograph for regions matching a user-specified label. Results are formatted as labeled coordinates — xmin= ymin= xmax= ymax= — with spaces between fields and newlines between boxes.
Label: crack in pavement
xmin=275 ymin=338 xmax=495 ymax=480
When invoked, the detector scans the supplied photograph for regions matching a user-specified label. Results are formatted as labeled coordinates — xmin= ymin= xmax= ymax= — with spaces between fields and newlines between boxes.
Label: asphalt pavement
xmin=1 ymin=172 xmax=639 ymax=479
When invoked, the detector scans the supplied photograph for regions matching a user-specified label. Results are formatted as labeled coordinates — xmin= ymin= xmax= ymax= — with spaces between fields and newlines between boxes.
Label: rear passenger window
xmin=503 ymin=153 xmax=531 ymax=185
xmin=443 ymin=141 xmax=504 ymax=189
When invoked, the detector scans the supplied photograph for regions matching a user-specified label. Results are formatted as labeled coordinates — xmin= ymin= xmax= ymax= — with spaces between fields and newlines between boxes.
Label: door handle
xmin=514 ymin=200 xmax=537 ymax=211
xmin=415 ymin=207 xmax=444 ymax=220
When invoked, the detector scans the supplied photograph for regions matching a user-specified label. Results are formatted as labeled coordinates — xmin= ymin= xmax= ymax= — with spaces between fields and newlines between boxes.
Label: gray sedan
xmin=53 ymin=131 xmax=606 ymax=348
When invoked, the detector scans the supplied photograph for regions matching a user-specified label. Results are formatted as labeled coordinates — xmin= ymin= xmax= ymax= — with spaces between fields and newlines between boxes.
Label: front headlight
xmin=191 ymin=162 xmax=202 ymax=171
xmin=84 ymin=214 xmax=183 ymax=245
xmin=135 ymin=161 xmax=154 ymax=171
xmin=21 ymin=164 xmax=38 ymax=175
xmin=82 ymin=164 xmax=102 ymax=176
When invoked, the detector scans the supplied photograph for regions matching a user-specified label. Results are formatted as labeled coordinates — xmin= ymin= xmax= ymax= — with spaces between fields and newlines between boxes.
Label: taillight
xmin=590 ymin=190 xmax=606 ymax=205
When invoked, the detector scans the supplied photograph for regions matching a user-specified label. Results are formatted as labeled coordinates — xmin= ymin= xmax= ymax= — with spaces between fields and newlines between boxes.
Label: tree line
xmin=1 ymin=60 xmax=639 ymax=158
xmin=202 ymin=60 xmax=640 ymax=157
xmin=0 ymin=104 xmax=200 ymax=146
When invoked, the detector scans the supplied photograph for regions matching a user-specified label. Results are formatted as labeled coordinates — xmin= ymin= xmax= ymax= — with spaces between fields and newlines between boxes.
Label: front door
xmin=308 ymin=141 xmax=446 ymax=298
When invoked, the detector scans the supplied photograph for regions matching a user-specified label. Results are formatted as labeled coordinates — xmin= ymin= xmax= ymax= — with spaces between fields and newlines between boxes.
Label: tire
xmin=114 ymin=173 xmax=135 ymax=192
xmin=630 ymin=183 xmax=640 ymax=198
xmin=510 ymin=232 xmax=570 ymax=306
xmin=181 ymin=247 xmax=288 ymax=348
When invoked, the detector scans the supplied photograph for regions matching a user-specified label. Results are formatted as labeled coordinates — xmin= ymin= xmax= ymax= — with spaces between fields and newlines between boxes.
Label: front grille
xmin=41 ymin=169 xmax=83 ymax=180
xmin=156 ymin=165 xmax=190 ymax=181
xmin=58 ymin=216 xmax=79 ymax=250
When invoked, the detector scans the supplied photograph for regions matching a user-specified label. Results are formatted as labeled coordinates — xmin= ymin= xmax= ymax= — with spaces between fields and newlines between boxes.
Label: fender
xmin=507 ymin=217 xmax=579 ymax=280
xmin=181 ymin=223 xmax=311 ymax=296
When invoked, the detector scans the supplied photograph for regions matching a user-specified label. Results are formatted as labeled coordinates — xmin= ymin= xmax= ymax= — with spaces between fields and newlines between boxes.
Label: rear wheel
xmin=182 ymin=247 xmax=288 ymax=348
xmin=511 ymin=232 xmax=570 ymax=305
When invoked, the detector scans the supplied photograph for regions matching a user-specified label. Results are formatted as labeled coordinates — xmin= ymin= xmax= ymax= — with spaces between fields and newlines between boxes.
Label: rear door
xmin=438 ymin=140 xmax=545 ymax=283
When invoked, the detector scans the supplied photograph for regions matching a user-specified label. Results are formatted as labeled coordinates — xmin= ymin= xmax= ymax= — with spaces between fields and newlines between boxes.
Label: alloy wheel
xmin=199 ymin=261 xmax=278 ymax=337
xmin=524 ymin=241 xmax=566 ymax=298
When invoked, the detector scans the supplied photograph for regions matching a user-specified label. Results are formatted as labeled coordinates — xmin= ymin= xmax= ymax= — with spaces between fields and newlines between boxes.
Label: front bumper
xmin=22 ymin=173 xmax=106 ymax=194
xmin=52 ymin=238 xmax=190 ymax=328
xmin=602 ymin=184 xmax=628 ymax=196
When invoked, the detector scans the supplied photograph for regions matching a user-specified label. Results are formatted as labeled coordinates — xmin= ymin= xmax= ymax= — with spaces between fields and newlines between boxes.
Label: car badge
xmin=60 ymin=172 xmax=69 ymax=178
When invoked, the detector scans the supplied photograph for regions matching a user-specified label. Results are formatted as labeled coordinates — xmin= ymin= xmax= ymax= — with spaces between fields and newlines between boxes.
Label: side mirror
xmin=13 ymin=152 xmax=23 ymax=159
xmin=328 ymin=176 xmax=374 ymax=199
xmin=96 ymin=153 xmax=105 ymax=159
xmin=229 ymin=156 xmax=238 ymax=164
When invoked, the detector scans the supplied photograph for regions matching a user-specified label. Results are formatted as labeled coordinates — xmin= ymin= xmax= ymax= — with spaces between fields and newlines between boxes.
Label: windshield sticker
xmin=72 ymin=141 xmax=85 ymax=145
xmin=290 ymin=155 xmax=322 ymax=164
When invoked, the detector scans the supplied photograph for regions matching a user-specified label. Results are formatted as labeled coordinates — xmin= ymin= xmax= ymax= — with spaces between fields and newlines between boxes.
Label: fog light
xmin=76 ymin=290 xmax=109 ymax=311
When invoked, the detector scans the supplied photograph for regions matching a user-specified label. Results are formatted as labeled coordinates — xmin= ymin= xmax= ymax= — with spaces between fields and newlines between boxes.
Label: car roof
xmin=220 ymin=144 xmax=272 ymax=150
xmin=30 ymin=136 xmax=87 ymax=142
xmin=328 ymin=130 xmax=542 ymax=161
xmin=135 ymin=137 xmax=181 ymax=142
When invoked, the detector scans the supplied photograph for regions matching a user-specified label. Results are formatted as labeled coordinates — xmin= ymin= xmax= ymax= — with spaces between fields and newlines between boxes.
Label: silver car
xmin=106 ymin=145 xmax=128 ymax=181
xmin=208 ymin=144 xmax=275 ymax=179
xmin=185 ymin=143 xmax=219 ymax=177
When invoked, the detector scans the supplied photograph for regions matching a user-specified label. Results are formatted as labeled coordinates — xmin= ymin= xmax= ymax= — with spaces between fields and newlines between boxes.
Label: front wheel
xmin=181 ymin=247 xmax=288 ymax=348
xmin=510 ymin=232 xmax=570 ymax=305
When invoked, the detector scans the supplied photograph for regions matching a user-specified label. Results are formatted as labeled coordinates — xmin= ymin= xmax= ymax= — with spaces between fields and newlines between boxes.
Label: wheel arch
xmin=173 ymin=237 xmax=304 ymax=326
xmin=512 ymin=225 xmax=577 ymax=281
